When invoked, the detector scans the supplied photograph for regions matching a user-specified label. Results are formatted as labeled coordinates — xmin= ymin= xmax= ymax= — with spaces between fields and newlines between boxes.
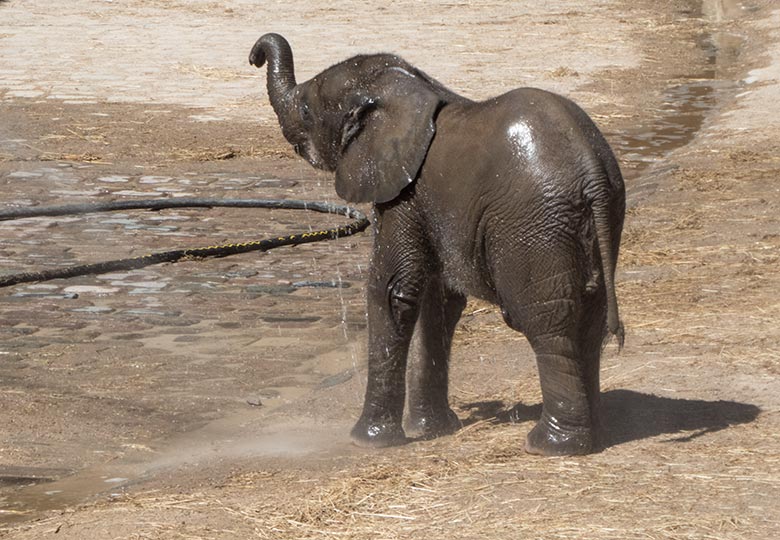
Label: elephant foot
xmin=524 ymin=416 xmax=596 ymax=456
xmin=405 ymin=407 xmax=462 ymax=440
xmin=350 ymin=416 xmax=408 ymax=448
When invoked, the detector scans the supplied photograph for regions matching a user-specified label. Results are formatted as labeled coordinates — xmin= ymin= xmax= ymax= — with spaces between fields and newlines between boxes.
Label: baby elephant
xmin=250 ymin=34 xmax=625 ymax=456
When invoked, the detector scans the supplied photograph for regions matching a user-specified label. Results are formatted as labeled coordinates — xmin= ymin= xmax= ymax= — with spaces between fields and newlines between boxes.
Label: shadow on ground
xmin=459 ymin=389 xmax=761 ymax=449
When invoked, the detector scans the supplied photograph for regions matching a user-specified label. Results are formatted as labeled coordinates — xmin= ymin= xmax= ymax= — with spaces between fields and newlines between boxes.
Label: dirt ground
xmin=1 ymin=0 xmax=779 ymax=538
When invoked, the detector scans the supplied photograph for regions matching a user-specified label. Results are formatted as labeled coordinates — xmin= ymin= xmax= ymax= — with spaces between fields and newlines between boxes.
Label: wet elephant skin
xmin=250 ymin=33 xmax=625 ymax=455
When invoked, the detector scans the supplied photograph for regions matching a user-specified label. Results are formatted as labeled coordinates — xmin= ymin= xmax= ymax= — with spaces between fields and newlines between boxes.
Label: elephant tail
xmin=586 ymin=174 xmax=625 ymax=351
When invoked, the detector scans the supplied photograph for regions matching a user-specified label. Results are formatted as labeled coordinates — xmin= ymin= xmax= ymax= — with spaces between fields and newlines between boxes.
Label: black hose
xmin=0 ymin=198 xmax=370 ymax=288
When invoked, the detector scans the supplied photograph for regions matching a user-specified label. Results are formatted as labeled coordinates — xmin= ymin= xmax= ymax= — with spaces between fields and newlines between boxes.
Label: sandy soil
xmin=1 ymin=0 xmax=779 ymax=538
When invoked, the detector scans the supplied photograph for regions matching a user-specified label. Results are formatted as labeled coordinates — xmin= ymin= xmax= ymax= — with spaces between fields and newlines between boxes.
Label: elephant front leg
xmin=405 ymin=276 xmax=466 ymax=440
xmin=351 ymin=215 xmax=431 ymax=448
xmin=351 ymin=277 xmax=424 ymax=447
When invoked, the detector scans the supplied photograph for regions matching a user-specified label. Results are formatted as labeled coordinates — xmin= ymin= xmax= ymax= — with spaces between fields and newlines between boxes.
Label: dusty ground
xmin=1 ymin=0 xmax=779 ymax=538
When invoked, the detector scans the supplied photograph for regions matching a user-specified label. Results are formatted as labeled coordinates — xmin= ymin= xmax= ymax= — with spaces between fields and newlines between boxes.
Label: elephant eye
xmin=300 ymin=103 xmax=312 ymax=124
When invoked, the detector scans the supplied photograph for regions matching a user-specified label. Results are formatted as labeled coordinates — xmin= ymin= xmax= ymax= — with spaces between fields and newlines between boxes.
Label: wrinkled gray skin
xmin=250 ymin=34 xmax=625 ymax=455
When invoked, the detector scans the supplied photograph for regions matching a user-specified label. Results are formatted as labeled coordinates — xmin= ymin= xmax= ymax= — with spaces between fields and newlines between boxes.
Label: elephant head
xmin=249 ymin=33 xmax=449 ymax=203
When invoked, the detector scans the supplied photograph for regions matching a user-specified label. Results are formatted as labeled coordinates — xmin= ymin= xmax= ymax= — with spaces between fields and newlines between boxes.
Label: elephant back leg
xmin=406 ymin=275 xmax=466 ymax=439
xmin=495 ymin=247 xmax=604 ymax=455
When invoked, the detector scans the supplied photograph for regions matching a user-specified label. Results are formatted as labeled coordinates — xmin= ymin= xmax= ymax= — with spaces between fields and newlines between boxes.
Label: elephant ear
xmin=335 ymin=69 xmax=441 ymax=204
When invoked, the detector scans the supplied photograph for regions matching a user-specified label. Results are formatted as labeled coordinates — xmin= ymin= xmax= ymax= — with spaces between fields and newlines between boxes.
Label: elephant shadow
xmin=458 ymin=389 xmax=761 ymax=449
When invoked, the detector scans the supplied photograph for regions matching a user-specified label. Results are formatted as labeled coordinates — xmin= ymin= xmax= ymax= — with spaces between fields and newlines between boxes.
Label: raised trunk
xmin=249 ymin=33 xmax=297 ymax=119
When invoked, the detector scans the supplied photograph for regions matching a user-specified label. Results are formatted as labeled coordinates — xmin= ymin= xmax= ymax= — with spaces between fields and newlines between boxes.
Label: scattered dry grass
xmin=11 ymin=418 xmax=774 ymax=539
xmin=38 ymin=152 xmax=107 ymax=163
xmin=546 ymin=66 xmax=580 ymax=79
xmin=614 ymin=145 xmax=780 ymax=382
xmin=157 ymin=144 xmax=294 ymax=162
xmin=164 ymin=147 xmax=257 ymax=161
xmin=175 ymin=64 xmax=254 ymax=81
xmin=160 ymin=147 xmax=240 ymax=162
xmin=454 ymin=299 xmax=516 ymax=344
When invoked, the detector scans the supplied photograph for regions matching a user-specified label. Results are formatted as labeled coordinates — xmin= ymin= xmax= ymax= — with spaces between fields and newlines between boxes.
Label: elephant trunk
xmin=249 ymin=33 xmax=297 ymax=119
